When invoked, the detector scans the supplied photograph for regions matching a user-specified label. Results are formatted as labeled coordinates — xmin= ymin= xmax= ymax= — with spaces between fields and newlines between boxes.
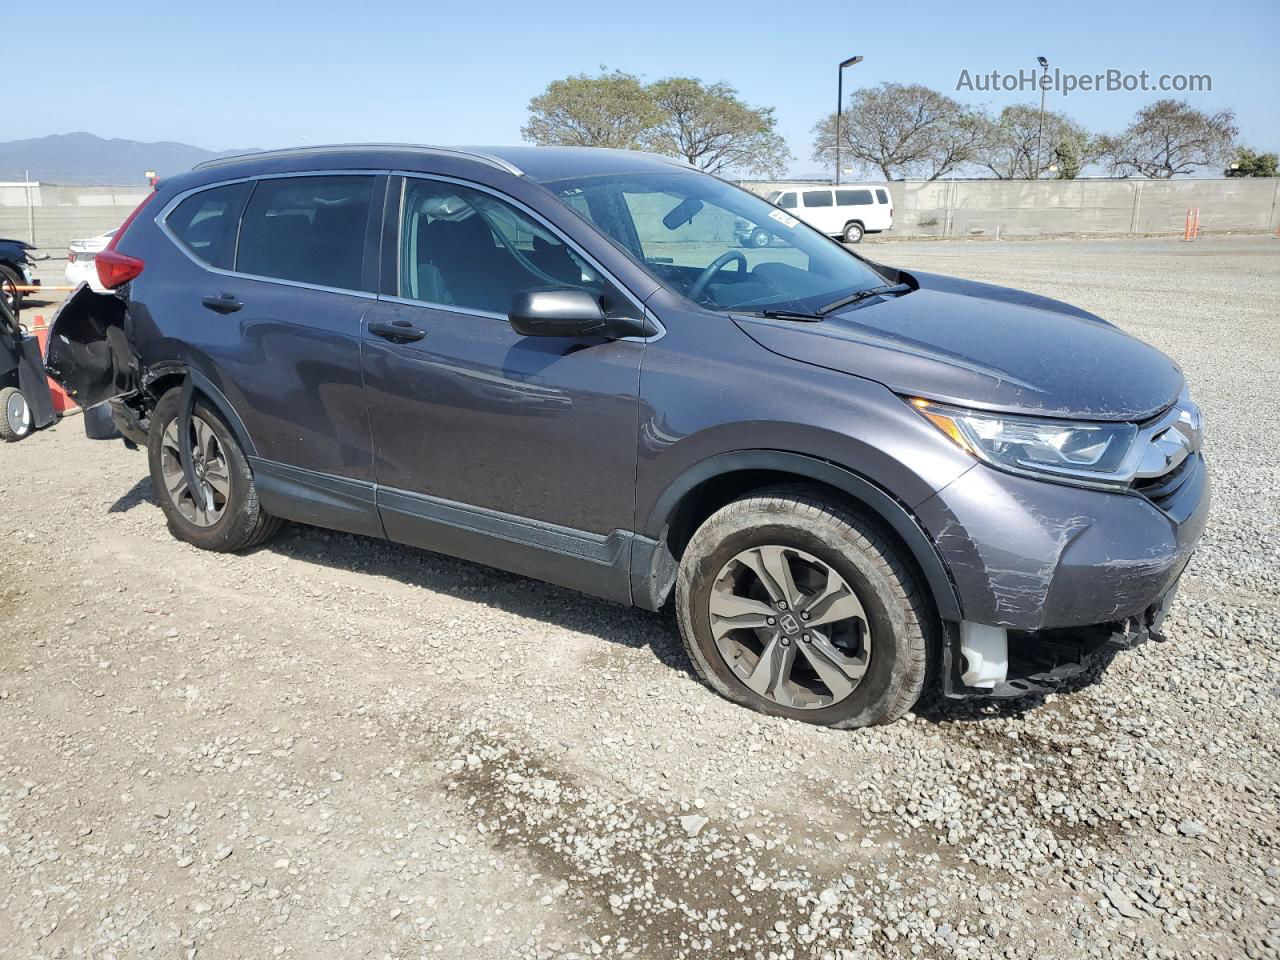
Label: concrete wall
xmin=5 ymin=178 xmax=1279 ymax=254
xmin=739 ymin=177 xmax=1280 ymax=239
xmin=0 ymin=182 xmax=151 ymax=253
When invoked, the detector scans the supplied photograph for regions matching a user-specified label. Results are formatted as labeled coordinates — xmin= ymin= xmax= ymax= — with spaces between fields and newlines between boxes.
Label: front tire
xmin=842 ymin=222 xmax=865 ymax=244
xmin=0 ymin=386 xmax=32 ymax=441
xmin=675 ymin=489 xmax=931 ymax=728
xmin=749 ymin=228 xmax=770 ymax=248
xmin=147 ymin=390 xmax=281 ymax=552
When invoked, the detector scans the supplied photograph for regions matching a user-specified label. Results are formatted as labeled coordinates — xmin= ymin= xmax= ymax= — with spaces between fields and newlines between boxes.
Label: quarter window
xmin=835 ymin=189 xmax=873 ymax=206
xmin=236 ymin=175 xmax=374 ymax=291
xmin=802 ymin=190 xmax=833 ymax=208
xmin=399 ymin=179 xmax=603 ymax=314
xmin=876 ymin=189 xmax=889 ymax=204
xmin=166 ymin=182 xmax=250 ymax=270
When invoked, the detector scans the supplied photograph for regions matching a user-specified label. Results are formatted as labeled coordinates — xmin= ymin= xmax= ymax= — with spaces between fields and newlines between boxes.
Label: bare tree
xmin=977 ymin=104 xmax=1093 ymax=179
xmin=1097 ymin=99 xmax=1237 ymax=179
xmin=811 ymin=83 xmax=986 ymax=180
xmin=522 ymin=69 xmax=660 ymax=149
xmin=645 ymin=78 xmax=791 ymax=177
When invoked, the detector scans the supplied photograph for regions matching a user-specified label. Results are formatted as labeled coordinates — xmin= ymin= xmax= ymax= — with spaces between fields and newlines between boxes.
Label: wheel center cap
xmin=778 ymin=613 xmax=800 ymax=635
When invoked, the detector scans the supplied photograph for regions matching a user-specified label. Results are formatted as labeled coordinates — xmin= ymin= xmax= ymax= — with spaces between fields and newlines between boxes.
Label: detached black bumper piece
xmin=943 ymin=586 xmax=1177 ymax=700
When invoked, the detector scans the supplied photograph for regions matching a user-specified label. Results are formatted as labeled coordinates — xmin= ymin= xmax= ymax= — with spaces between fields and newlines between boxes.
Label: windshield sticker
xmin=768 ymin=210 xmax=798 ymax=229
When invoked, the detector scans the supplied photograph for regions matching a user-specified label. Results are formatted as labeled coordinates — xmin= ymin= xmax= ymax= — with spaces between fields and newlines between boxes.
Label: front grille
xmin=1133 ymin=454 xmax=1192 ymax=500
xmin=1132 ymin=453 xmax=1203 ymax=521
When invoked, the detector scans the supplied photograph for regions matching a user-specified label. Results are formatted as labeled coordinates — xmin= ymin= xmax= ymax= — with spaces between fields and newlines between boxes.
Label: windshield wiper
xmin=759 ymin=308 xmax=823 ymax=321
xmin=816 ymin=282 xmax=912 ymax=316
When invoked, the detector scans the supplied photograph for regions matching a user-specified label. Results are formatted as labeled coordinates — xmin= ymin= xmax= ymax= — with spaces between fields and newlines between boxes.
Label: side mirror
xmin=509 ymin=289 xmax=649 ymax=339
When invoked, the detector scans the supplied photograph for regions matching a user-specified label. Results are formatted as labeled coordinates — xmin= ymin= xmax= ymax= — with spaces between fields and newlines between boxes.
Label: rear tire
xmin=0 ymin=386 xmax=32 ymax=441
xmin=675 ymin=488 xmax=931 ymax=728
xmin=147 ymin=389 xmax=281 ymax=552
xmin=749 ymin=228 xmax=770 ymax=248
xmin=0 ymin=265 xmax=22 ymax=318
xmin=842 ymin=222 xmax=865 ymax=244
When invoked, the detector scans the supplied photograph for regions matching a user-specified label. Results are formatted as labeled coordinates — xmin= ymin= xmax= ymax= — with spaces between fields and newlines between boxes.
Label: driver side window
xmin=399 ymin=178 xmax=603 ymax=315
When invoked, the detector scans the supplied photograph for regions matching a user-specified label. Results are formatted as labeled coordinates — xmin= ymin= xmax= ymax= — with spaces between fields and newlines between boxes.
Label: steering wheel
xmin=688 ymin=250 xmax=748 ymax=301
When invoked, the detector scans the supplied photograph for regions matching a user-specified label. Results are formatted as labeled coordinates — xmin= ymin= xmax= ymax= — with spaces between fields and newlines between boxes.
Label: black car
xmin=46 ymin=145 xmax=1208 ymax=728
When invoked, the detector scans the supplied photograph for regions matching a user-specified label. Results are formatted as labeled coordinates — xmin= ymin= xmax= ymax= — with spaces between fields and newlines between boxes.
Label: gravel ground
xmin=1 ymin=236 xmax=1277 ymax=960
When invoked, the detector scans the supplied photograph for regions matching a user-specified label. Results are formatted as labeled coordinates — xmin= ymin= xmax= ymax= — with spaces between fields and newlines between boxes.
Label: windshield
xmin=543 ymin=170 xmax=888 ymax=315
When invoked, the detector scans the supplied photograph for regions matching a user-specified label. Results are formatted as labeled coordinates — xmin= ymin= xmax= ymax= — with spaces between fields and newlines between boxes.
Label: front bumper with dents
xmin=915 ymin=454 xmax=1209 ymax=697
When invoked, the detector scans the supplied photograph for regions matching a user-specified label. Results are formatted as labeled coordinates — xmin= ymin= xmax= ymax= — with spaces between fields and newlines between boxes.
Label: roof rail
xmin=192 ymin=144 xmax=523 ymax=177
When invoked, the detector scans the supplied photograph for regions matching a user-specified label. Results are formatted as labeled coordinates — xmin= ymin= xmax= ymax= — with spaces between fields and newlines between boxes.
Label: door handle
xmin=201 ymin=293 xmax=243 ymax=314
xmin=369 ymin=319 xmax=426 ymax=343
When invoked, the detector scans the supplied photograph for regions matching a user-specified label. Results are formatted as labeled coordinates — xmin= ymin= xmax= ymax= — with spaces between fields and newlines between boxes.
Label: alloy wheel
xmin=160 ymin=416 xmax=231 ymax=527
xmin=709 ymin=544 xmax=871 ymax=709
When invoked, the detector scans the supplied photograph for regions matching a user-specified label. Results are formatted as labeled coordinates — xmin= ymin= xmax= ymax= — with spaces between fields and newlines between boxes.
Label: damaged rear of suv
xmin=44 ymin=145 xmax=1209 ymax=728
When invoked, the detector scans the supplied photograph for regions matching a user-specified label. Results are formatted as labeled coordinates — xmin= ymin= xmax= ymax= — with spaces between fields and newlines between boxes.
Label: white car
xmin=65 ymin=229 xmax=116 ymax=292
xmin=767 ymin=185 xmax=893 ymax=244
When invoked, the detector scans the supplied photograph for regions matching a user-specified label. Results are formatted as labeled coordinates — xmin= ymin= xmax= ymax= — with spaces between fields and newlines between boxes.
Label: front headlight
xmin=910 ymin=398 xmax=1138 ymax=488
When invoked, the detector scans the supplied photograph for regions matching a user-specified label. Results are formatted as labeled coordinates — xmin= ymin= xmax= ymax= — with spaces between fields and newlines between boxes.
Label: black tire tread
xmin=0 ymin=263 xmax=23 ymax=317
xmin=148 ymin=390 xmax=282 ymax=553
xmin=676 ymin=486 xmax=931 ymax=728
xmin=0 ymin=386 xmax=27 ymax=442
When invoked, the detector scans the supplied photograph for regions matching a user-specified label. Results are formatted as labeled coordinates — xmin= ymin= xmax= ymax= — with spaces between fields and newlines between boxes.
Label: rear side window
xmin=876 ymin=189 xmax=889 ymax=204
xmin=835 ymin=189 xmax=873 ymax=206
xmin=802 ymin=190 xmax=833 ymax=208
xmin=166 ymin=182 xmax=250 ymax=270
xmin=236 ymin=175 xmax=374 ymax=291
xmin=777 ymin=192 xmax=797 ymax=209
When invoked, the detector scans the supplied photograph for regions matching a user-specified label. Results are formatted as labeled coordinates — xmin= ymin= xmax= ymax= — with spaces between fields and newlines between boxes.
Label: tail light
xmin=95 ymin=249 xmax=146 ymax=289
xmin=96 ymin=189 xmax=157 ymax=290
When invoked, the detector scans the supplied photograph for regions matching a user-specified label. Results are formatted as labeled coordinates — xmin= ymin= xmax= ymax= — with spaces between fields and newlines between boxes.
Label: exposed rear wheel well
xmin=146 ymin=372 xmax=186 ymax=402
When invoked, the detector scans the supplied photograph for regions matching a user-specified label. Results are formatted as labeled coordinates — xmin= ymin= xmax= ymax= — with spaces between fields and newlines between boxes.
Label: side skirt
xmin=378 ymin=487 xmax=634 ymax=605
xmin=248 ymin=458 xmax=635 ymax=605
xmin=250 ymin=458 xmax=385 ymax=540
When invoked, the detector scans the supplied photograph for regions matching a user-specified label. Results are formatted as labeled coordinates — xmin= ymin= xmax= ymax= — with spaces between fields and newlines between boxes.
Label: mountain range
xmin=0 ymin=133 xmax=259 ymax=185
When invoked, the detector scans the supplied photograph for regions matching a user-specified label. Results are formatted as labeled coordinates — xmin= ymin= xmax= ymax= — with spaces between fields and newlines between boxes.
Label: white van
xmin=766 ymin=185 xmax=893 ymax=244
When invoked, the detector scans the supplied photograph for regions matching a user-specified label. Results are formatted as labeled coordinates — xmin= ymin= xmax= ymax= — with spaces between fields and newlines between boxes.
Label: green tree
xmin=1052 ymin=135 xmax=1085 ymax=180
xmin=1225 ymin=147 xmax=1279 ymax=177
xmin=975 ymin=104 xmax=1092 ymax=179
xmin=1097 ymin=99 xmax=1237 ymax=179
xmin=811 ymin=83 xmax=986 ymax=180
xmin=521 ymin=69 xmax=660 ymax=149
xmin=645 ymin=77 xmax=791 ymax=177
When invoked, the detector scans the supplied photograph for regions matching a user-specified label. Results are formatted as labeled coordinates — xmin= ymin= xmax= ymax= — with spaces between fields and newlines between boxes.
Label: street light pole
xmin=835 ymin=55 xmax=863 ymax=186
xmin=1035 ymin=56 xmax=1049 ymax=180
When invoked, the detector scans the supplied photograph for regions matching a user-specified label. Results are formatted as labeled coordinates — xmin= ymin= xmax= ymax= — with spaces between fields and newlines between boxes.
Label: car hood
xmin=732 ymin=271 xmax=1184 ymax=421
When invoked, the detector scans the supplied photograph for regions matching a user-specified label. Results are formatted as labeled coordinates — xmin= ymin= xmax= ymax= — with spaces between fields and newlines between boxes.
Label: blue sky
xmin=15 ymin=0 xmax=1279 ymax=176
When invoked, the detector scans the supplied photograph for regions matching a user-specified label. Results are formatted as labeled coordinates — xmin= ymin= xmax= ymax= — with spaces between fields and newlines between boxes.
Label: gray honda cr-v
xmin=47 ymin=145 xmax=1208 ymax=728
